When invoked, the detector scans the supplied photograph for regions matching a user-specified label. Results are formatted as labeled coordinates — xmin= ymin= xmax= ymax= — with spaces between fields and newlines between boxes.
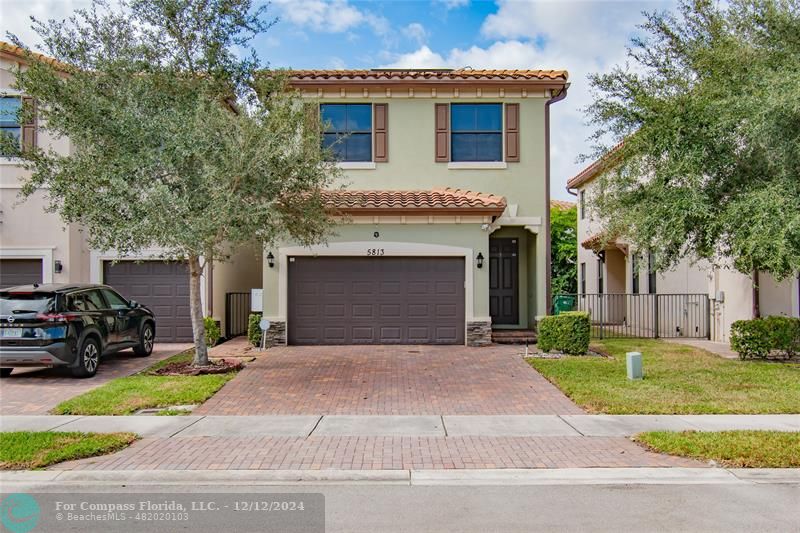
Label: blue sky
xmin=4 ymin=0 xmax=676 ymax=200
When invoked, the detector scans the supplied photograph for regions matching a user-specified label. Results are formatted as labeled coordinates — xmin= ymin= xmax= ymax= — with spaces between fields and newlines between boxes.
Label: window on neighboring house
xmin=580 ymin=262 xmax=586 ymax=295
xmin=579 ymin=190 xmax=585 ymax=220
xmin=597 ymin=258 xmax=604 ymax=294
xmin=321 ymin=103 xmax=372 ymax=162
xmin=631 ymin=253 xmax=640 ymax=294
xmin=648 ymin=252 xmax=657 ymax=294
xmin=450 ymin=103 xmax=502 ymax=162
xmin=0 ymin=96 xmax=21 ymax=156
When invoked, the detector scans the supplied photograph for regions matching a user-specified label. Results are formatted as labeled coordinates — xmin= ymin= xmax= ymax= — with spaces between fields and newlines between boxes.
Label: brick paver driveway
xmin=0 ymin=344 xmax=191 ymax=415
xmin=196 ymin=345 xmax=583 ymax=415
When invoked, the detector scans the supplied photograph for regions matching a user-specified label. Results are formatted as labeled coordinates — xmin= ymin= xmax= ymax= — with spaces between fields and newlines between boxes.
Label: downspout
xmin=545 ymin=84 xmax=569 ymax=315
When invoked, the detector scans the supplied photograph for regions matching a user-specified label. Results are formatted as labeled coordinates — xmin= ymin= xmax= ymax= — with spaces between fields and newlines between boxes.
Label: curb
xmin=2 ymin=468 xmax=798 ymax=486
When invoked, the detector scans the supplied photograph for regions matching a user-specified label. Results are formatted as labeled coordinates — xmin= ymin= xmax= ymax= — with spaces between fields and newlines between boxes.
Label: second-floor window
xmin=0 ymin=96 xmax=21 ymax=156
xmin=321 ymin=103 xmax=372 ymax=162
xmin=451 ymin=103 xmax=502 ymax=162
xmin=579 ymin=190 xmax=586 ymax=220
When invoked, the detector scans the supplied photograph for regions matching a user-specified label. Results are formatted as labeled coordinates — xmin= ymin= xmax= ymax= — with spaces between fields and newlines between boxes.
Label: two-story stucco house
xmin=259 ymin=69 xmax=569 ymax=346
xmin=1 ymin=44 xmax=569 ymax=347
xmin=568 ymin=146 xmax=800 ymax=342
xmin=0 ymin=42 xmax=263 ymax=342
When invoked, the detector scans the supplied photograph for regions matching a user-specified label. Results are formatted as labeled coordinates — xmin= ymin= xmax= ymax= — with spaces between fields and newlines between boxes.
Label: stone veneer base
xmin=466 ymin=320 xmax=492 ymax=347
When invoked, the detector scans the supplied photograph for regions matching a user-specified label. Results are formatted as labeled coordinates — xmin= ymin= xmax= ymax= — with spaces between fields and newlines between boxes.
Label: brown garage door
xmin=288 ymin=257 xmax=465 ymax=345
xmin=0 ymin=259 xmax=43 ymax=288
xmin=103 ymin=260 xmax=192 ymax=342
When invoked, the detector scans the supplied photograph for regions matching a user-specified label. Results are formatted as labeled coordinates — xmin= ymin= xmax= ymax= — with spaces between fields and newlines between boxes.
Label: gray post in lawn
xmin=627 ymin=352 xmax=643 ymax=380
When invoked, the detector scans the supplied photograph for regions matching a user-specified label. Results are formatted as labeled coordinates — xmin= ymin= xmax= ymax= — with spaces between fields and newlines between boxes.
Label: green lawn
xmin=51 ymin=350 xmax=238 ymax=415
xmin=635 ymin=430 xmax=800 ymax=468
xmin=0 ymin=431 xmax=137 ymax=470
xmin=528 ymin=339 xmax=800 ymax=414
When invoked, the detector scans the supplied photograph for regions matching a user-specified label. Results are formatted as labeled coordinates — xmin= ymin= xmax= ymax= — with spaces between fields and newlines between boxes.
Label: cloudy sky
xmin=2 ymin=0 xmax=675 ymax=200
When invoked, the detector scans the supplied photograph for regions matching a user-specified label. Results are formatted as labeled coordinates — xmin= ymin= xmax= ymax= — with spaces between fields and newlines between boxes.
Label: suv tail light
xmin=35 ymin=313 xmax=77 ymax=323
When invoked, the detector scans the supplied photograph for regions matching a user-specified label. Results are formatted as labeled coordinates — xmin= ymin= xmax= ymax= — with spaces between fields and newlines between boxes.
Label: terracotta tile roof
xmin=581 ymin=232 xmax=625 ymax=251
xmin=551 ymin=199 xmax=576 ymax=210
xmin=323 ymin=188 xmax=507 ymax=216
xmin=0 ymin=41 xmax=70 ymax=71
xmin=567 ymin=140 xmax=626 ymax=190
xmin=288 ymin=69 xmax=568 ymax=82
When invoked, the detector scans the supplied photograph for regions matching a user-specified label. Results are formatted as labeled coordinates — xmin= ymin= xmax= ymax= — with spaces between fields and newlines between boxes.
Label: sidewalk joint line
xmin=440 ymin=415 xmax=448 ymax=437
xmin=48 ymin=415 xmax=87 ymax=431
xmin=306 ymin=416 xmax=324 ymax=438
xmin=557 ymin=415 xmax=585 ymax=436
xmin=168 ymin=416 xmax=206 ymax=438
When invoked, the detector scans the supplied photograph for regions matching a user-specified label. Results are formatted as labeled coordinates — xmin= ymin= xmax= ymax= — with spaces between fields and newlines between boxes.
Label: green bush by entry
xmin=730 ymin=316 xmax=800 ymax=360
xmin=204 ymin=316 xmax=221 ymax=347
xmin=537 ymin=311 xmax=590 ymax=355
xmin=248 ymin=312 xmax=262 ymax=347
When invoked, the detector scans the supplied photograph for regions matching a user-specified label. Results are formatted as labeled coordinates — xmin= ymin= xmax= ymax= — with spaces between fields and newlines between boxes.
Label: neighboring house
xmin=259 ymin=69 xmax=569 ymax=346
xmin=0 ymin=42 xmax=262 ymax=341
xmin=567 ymin=147 xmax=800 ymax=342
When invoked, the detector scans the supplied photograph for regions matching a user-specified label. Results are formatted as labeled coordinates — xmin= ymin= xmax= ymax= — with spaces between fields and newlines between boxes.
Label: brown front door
xmin=489 ymin=238 xmax=519 ymax=325
xmin=288 ymin=256 xmax=465 ymax=345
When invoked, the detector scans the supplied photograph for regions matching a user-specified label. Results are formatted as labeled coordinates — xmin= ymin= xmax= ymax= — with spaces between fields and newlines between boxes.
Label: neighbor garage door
xmin=288 ymin=257 xmax=465 ymax=345
xmin=0 ymin=259 xmax=43 ymax=289
xmin=103 ymin=260 xmax=192 ymax=342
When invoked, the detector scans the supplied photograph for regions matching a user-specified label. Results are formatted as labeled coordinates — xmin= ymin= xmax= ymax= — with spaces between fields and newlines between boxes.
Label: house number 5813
xmin=366 ymin=248 xmax=385 ymax=256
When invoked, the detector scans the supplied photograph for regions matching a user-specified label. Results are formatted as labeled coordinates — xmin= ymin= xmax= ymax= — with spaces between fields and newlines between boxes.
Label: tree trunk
xmin=188 ymin=255 xmax=209 ymax=366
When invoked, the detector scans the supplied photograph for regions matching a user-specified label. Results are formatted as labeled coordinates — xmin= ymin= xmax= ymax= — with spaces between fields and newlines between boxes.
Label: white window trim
xmin=447 ymin=161 xmax=507 ymax=170
xmin=336 ymin=162 xmax=376 ymax=170
xmin=0 ymin=247 xmax=54 ymax=283
xmin=90 ymin=249 xmax=207 ymax=311
xmin=274 ymin=241 xmax=475 ymax=345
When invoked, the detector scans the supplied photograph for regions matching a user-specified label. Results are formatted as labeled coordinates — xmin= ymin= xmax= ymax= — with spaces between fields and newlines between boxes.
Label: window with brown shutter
xmin=373 ymin=103 xmax=388 ymax=162
xmin=21 ymin=97 xmax=36 ymax=151
xmin=505 ymin=103 xmax=519 ymax=162
xmin=435 ymin=103 xmax=449 ymax=162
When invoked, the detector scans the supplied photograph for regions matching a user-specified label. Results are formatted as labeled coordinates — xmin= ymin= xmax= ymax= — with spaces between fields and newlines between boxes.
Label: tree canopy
xmin=4 ymin=0 xmax=338 ymax=364
xmin=551 ymin=203 xmax=578 ymax=296
xmin=585 ymin=0 xmax=800 ymax=279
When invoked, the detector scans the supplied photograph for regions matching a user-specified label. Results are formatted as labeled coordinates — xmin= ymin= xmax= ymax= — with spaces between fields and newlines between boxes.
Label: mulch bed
xmin=150 ymin=358 xmax=244 ymax=376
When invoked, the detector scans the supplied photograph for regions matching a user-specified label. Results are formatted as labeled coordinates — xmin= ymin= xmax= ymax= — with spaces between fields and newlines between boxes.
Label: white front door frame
xmin=277 ymin=241 xmax=475 ymax=344
xmin=0 ymin=247 xmax=54 ymax=283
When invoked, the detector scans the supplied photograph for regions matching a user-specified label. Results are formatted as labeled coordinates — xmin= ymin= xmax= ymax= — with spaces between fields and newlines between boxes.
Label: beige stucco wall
xmin=211 ymin=244 xmax=263 ymax=335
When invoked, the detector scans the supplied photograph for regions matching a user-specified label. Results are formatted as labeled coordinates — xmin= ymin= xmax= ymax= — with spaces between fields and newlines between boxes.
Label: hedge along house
xmin=568 ymin=144 xmax=800 ymax=343
xmin=260 ymin=69 xmax=569 ymax=346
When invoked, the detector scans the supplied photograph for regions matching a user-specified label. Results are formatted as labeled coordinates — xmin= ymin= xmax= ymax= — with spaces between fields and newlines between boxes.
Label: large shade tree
xmin=551 ymin=203 xmax=578 ymax=296
xmin=3 ymin=0 xmax=338 ymax=365
xmin=585 ymin=0 xmax=800 ymax=284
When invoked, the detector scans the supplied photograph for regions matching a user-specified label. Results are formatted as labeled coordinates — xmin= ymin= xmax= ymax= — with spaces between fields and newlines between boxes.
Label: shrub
xmin=204 ymin=316 xmax=221 ymax=347
xmin=731 ymin=316 xmax=800 ymax=360
xmin=537 ymin=311 xmax=590 ymax=355
xmin=247 ymin=313 xmax=262 ymax=347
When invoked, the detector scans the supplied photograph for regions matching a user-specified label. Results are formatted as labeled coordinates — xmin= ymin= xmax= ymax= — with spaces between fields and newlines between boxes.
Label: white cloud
xmin=437 ymin=0 xmax=470 ymax=9
xmin=273 ymin=0 xmax=389 ymax=35
xmin=402 ymin=22 xmax=428 ymax=46
xmin=383 ymin=40 xmax=542 ymax=69
xmin=1 ymin=0 xmax=95 ymax=51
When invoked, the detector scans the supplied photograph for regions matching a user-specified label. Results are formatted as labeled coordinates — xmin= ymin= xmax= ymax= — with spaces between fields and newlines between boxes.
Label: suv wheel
xmin=71 ymin=337 xmax=100 ymax=378
xmin=0 ymin=368 xmax=12 ymax=378
xmin=133 ymin=323 xmax=155 ymax=357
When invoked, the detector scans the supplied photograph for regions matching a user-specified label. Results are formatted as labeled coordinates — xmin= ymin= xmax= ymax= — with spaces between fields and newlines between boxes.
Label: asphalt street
xmin=5 ymin=481 xmax=799 ymax=532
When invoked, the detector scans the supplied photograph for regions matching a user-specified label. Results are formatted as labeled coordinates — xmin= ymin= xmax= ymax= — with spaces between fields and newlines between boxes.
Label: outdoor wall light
xmin=267 ymin=252 xmax=275 ymax=268
xmin=476 ymin=252 xmax=484 ymax=269
xmin=54 ymin=260 xmax=63 ymax=274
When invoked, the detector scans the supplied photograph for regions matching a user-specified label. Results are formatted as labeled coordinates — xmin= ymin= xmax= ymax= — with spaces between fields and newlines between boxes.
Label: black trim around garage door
xmin=103 ymin=260 xmax=193 ymax=342
xmin=288 ymin=256 xmax=465 ymax=345
xmin=0 ymin=259 xmax=43 ymax=289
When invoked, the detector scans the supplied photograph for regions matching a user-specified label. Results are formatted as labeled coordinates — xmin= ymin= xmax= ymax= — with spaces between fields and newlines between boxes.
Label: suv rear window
xmin=0 ymin=293 xmax=57 ymax=315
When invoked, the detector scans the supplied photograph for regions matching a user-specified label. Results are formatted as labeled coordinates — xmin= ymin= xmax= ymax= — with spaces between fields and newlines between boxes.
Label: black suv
xmin=0 ymin=284 xmax=156 ymax=378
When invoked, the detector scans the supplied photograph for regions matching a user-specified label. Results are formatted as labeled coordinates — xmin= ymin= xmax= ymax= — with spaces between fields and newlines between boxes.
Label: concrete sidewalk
xmin=2 ymin=467 xmax=798 ymax=486
xmin=2 ymin=414 xmax=798 ymax=437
